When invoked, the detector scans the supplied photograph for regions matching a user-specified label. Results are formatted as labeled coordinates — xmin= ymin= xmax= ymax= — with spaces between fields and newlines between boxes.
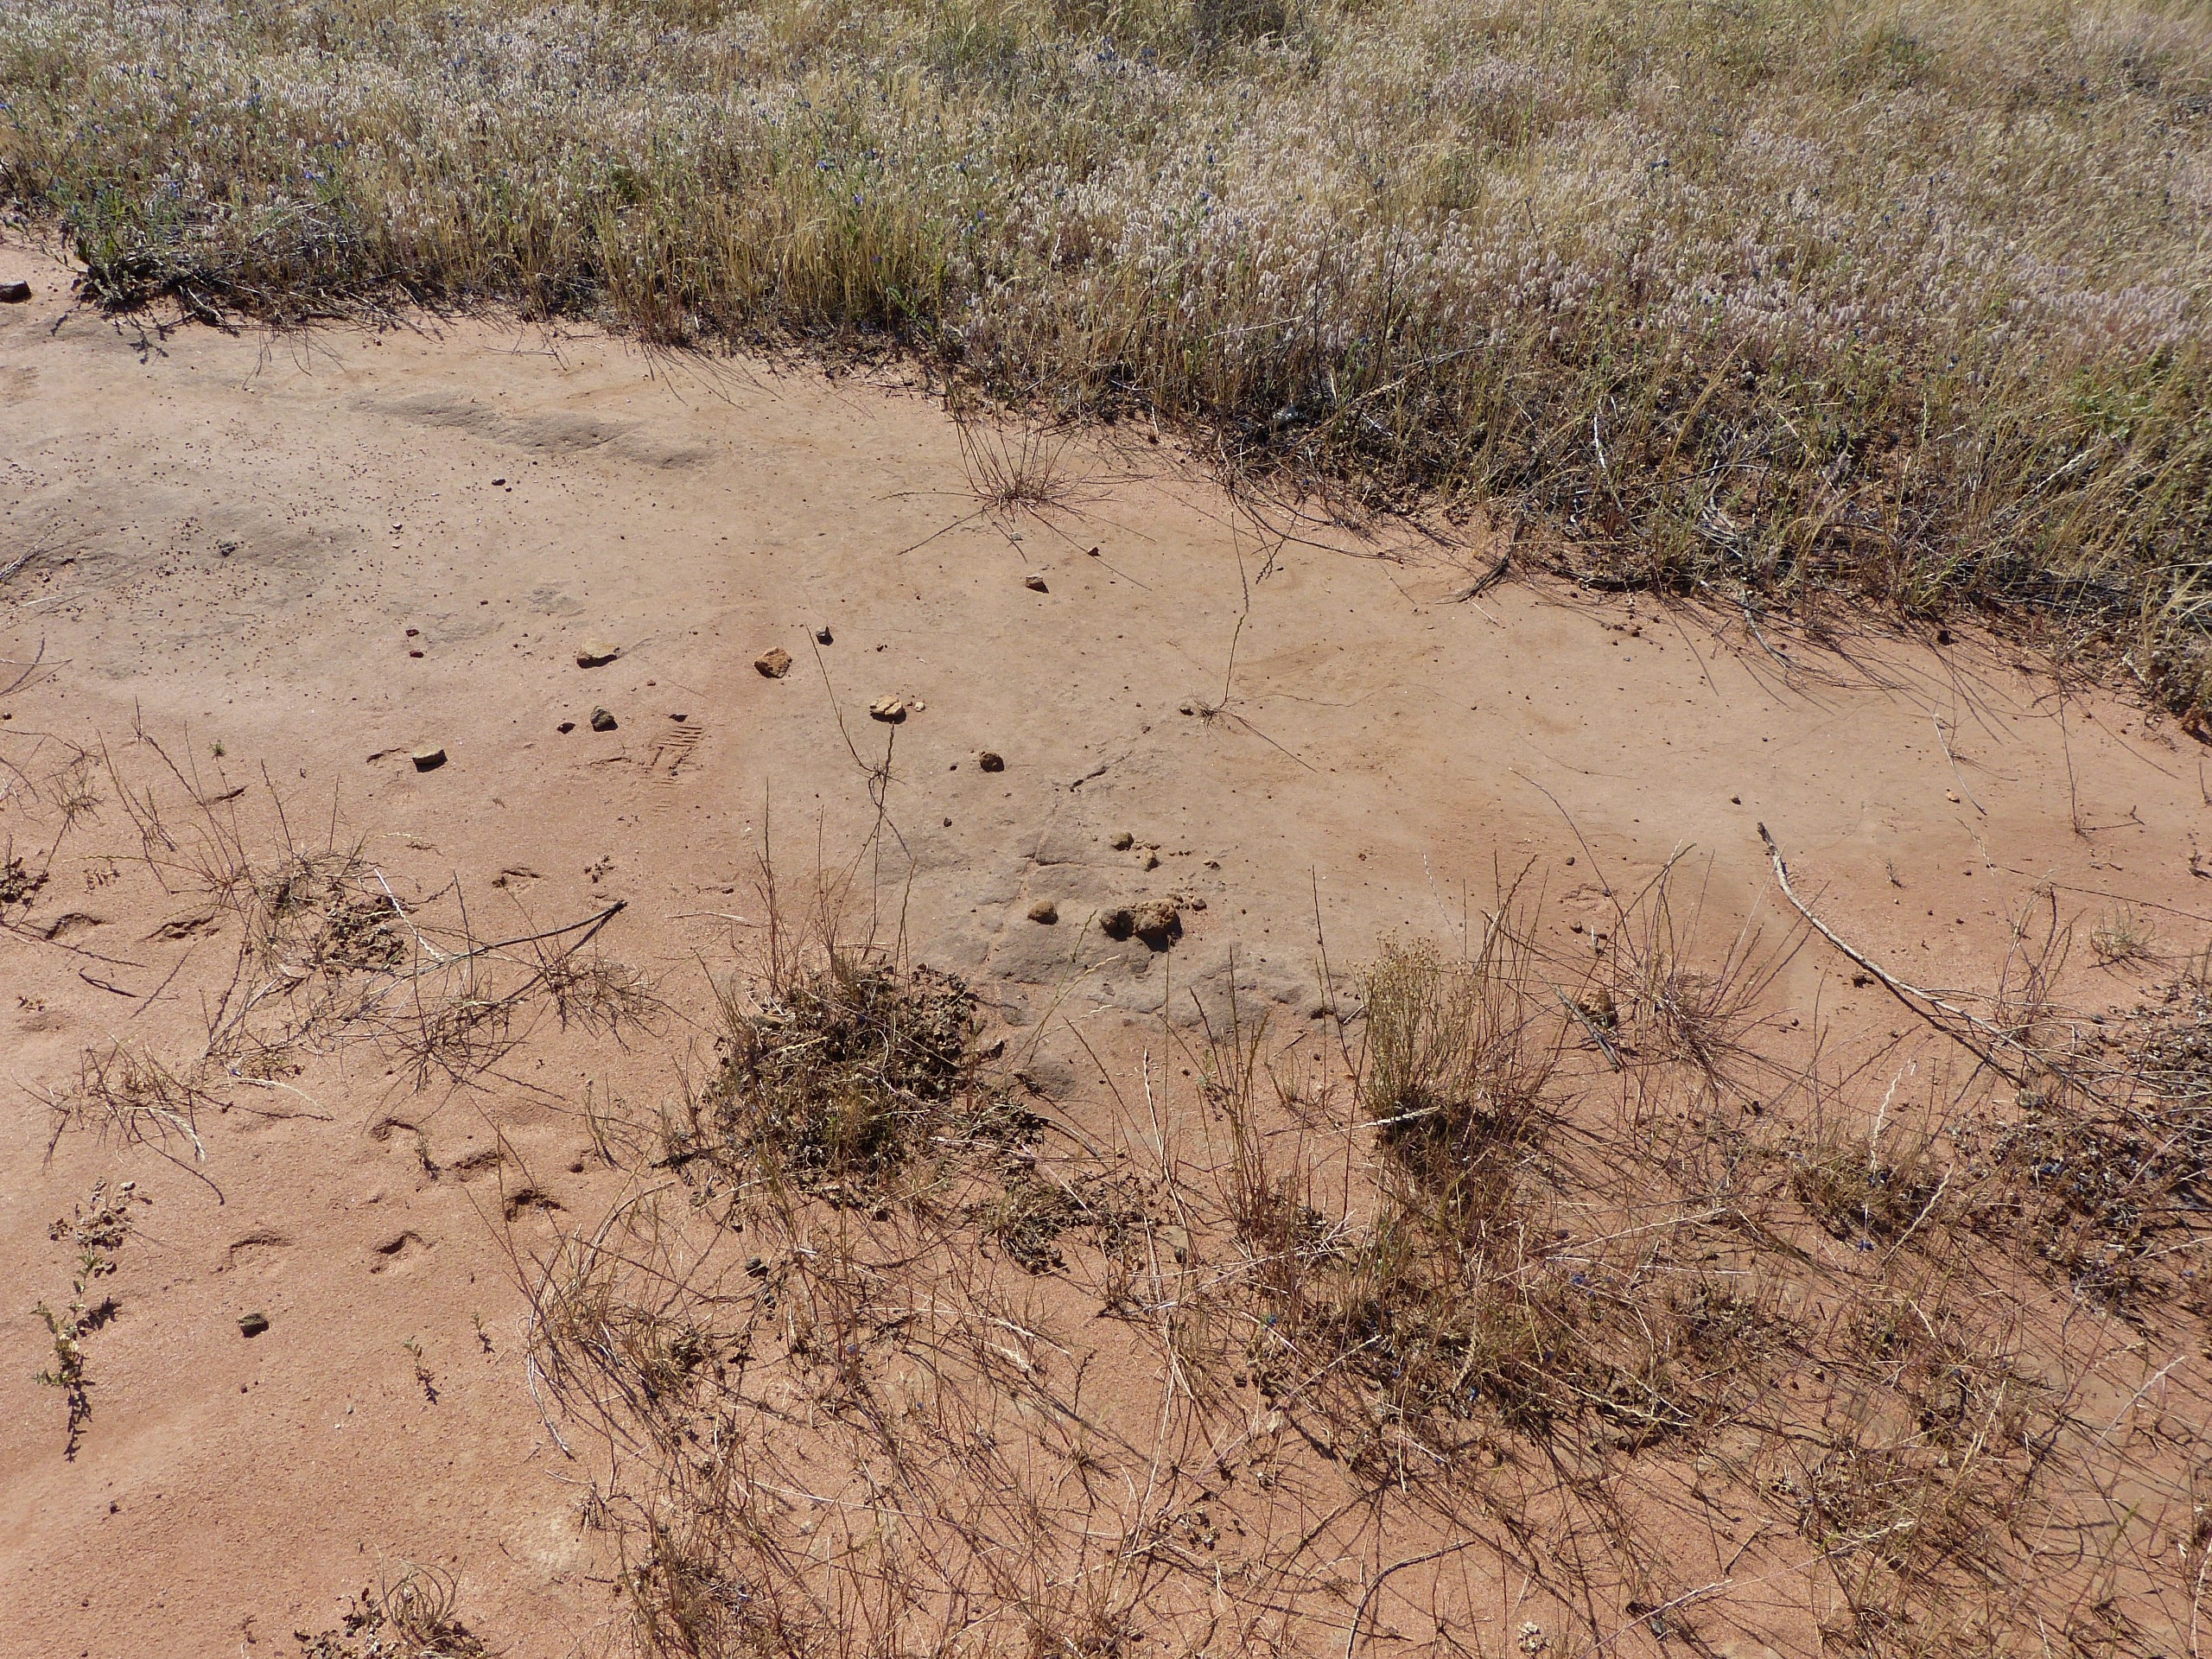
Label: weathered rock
xmin=410 ymin=746 xmax=447 ymax=772
xmin=755 ymin=647 xmax=793 ymax=678
xmin=1024 ymin=572 xmax=1049 ymax=592
xmin=868 ymin=696 xmax=907 ymax=723
xmin=816 ymin=626 xmax=835 ymax=645
xmin=1131 ymin=899 xmax=1180 ymax=948
xmin=238 ymin=1311 xmax=270 ymax=1338
xmin=556 ymin=721 xmax=575 ymax=734
xmin=576 ymin=639 xmax=620 ymax=668
xmin=589 ymin=707 xmax=618 ymax=732
xmin=978 ymin=751 xmax=1006 ymax=772
xmin=1099 ymin=906 xmax=1135 ymax=940
xmin=0 ymin=281 xmax=29 ymax=304
xmin=1108 ymin=830 xmax=1135 ymax=851
xmin=1027 ymin=899 xmax=1058 ymax=925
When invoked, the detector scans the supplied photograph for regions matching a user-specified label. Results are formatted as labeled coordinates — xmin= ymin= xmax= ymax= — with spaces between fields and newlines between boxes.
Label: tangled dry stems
xmin=527 ymin=861 xmax=2212 ymax=1658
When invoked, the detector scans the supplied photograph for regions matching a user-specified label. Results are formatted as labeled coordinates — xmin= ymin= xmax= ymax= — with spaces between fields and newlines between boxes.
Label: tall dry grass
xmin=6 ymin=0 xmax=2212 ymax=696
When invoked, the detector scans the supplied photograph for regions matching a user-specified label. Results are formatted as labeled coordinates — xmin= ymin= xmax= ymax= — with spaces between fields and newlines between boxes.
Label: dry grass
xmin=294 ymin=1565 xmax=492 ymax=1659
xmin=7 ymin=0 xmax=2212 ymax=702
xmin=524 ymin=855 xmax=2212 ymax=1657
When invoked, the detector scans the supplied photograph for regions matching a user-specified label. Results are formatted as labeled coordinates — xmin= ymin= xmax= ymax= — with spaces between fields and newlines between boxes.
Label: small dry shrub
xmin=681 ymin=954 xmax=1030 ymax=1203
xmin=294 ymin=1566 xmax=491 ymax=1659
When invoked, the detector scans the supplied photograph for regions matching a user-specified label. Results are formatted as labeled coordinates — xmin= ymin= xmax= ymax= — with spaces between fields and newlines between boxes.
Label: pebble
xmin=0 ymin=280 xmax=29 ymax=304
xmin=556 ymin=721 xmax=575 ymax=734
xmin=816 ymin=626 xmax=835 ymax=645
xmin=869 ymin=696 xmax=908 ymax=723
xmin=410 ymin=746 xmax=447 ymax=772
xmin=978 ymin=751 xmax=1006 ymax=772
xmin=589 ymin=708 xmax=618 ymax=732
xmin=238 ymin=1312 xmax=270 ymax=1338
xmin=1024 ymin=573 xmax=1049 ymax=592
xmin=1108 ymin=830 xmax=1135 ymax=850
xmin=755 ymin=647 xmax=793 ymax=678
xmin=576 ymin=640 xmax=620 ymax=668
xmin=1027 ymin=899 xmax=1058 ymax=925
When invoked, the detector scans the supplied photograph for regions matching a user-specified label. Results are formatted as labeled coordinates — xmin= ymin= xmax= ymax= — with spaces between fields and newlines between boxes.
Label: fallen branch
xmin=1758 ymin=823 xmax=2042 ymax=1090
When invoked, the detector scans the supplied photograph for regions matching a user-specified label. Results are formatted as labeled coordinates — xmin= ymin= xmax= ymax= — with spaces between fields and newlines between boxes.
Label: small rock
xmin=556 ymin=721 xmax=575 ymax=734
xmin=0 ymin=280 xmax=29 ymax=304
xmin=977 ymin=751 xmax=1006 ymax=772
xmin=1131 ymin=900 xmax=1181 ymax=948
xmin=238 ymin=1312 xmax=270 ymax=1338
xmin=1099 ymin=906 xmax=1136 ymax=940
xmin=589 ymin=708 xmax=618 ymax=733
xmin=755 ymin=647 xmax=793 ymax=678
xmin=410 ymin=746 xmax=447 ymax=772
xmin=671 ymin=712 xmax=688 ymax=722
xmin=868 ymin=696 xmax=907 ymax=723
xmin=816 ymin=626 xmax=834 ymax=645
xmin=1108 ymin=830 xmax=1135 ymax=851
xmin=575 ymin=640 xmax=620 ymax=668
xmin=1024 ymin=572 xmax=1049 ymax=593
xmin=1027 ymin=899 xmax=1058 ymax=925
xmin=1136 ymin=849 xmax=1160 ymax=871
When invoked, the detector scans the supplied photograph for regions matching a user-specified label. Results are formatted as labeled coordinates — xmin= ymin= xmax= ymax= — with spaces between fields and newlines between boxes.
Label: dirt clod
xmin=1130 ymin=899 xmax=1180 ymax=947
xmin=1027 ymin=899 xmax=1058 ymax=924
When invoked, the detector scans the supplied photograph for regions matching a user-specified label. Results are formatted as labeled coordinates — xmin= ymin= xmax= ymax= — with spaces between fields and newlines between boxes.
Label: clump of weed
xmin=678 ymin=953 xmax=1028 ymax=1204
xmin=2090 ymin=903 xmax=2158 ymax=968
xmin=0 ymin=848 xmax=48 ymax=910
xmin=1789 ymin=1118 xmax=1950 ymax=1244
xmin=294 ymin=1566 xmax=491 ymax=1658
xmin=33 ymin=1179 xmax=147 ymax=1459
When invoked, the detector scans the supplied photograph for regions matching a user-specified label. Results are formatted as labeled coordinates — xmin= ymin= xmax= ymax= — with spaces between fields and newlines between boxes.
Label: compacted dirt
xmin=4 ymin=237 xmax=2210 ymax=1658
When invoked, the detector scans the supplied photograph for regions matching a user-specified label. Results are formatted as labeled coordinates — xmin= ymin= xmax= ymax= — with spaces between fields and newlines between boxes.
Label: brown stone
xmin=755 ymin=647 xmax=793 ymax=678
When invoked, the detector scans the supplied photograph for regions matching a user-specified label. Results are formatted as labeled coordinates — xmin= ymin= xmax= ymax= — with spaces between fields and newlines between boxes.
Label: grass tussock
xmin=7 ymin=0 xmax=2212 ymax=702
